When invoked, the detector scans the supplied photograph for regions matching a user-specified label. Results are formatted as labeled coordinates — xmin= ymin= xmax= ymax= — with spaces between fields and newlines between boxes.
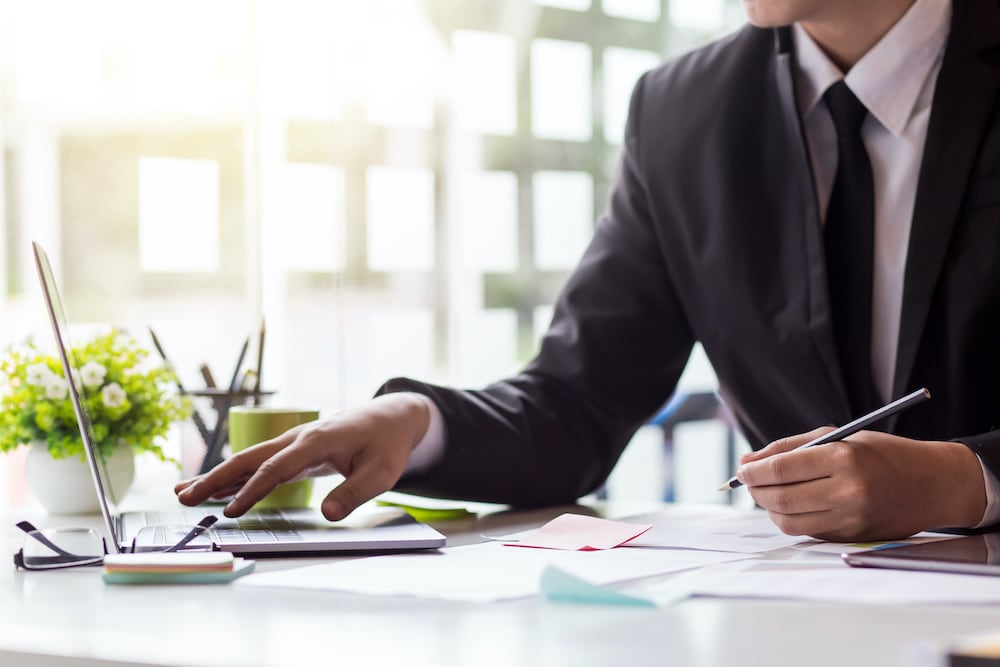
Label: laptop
xmin=32 ymin=241 xmax=447 ymax=555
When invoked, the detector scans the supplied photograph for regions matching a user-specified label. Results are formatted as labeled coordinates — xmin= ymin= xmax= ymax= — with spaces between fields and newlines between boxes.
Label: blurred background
xmin=0 ymin=0 xmax=751 ymax=509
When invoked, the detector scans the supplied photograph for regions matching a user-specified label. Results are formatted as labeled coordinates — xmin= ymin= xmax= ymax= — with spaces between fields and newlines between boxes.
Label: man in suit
xmin=177 ymin=0 xmax=1000 ymax=541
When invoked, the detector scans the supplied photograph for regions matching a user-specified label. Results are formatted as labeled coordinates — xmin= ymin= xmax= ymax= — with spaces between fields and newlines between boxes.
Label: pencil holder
xmin=181 ymin=389 xmax=276 ymax=477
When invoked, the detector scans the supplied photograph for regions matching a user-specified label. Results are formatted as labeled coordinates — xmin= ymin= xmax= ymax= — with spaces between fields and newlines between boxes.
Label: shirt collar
xmin=792 ymin=0 xmax=951 ymax=136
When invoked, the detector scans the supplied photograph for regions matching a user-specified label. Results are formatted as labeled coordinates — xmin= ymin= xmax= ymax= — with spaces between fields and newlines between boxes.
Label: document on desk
xmin=644 ymin=559 xmax=1000 ymax=605
xmin=624 ymin=508 xmax=810 ymax=553
xmin=236 ymin=541 xmax=752 ymax=602
xmin=790 ymin=532 xmax=957 ymax=555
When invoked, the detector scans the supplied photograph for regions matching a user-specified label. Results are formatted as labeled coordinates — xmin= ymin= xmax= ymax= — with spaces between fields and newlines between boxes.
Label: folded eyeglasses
xmin=13 ymin=515 xmax=218 ymax=571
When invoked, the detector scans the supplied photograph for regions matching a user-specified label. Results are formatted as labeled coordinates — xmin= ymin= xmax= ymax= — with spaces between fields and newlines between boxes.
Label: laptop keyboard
xmin=142 ymin=509 xmax=303 ymax=544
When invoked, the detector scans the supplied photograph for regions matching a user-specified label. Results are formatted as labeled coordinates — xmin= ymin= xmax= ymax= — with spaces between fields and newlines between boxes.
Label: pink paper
xmin=505 ymin=513 xmax=652 ymax=551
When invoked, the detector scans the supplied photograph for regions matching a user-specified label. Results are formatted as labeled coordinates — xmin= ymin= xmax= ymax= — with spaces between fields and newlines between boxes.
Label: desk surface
xmin=2 ymin=501 xmax=998 ymax=667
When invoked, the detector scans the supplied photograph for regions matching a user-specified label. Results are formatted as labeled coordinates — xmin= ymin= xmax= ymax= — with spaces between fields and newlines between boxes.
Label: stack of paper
xmin=238 ymin=540 xmax=750 ymax=601
xmin=103 ymin=552 xmax=255 ymax=585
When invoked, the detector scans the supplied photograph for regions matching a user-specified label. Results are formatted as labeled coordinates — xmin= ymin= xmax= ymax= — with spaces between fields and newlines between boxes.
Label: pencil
xmin=199 ymin=363 xmax=216 ymax=389
xmin=717 ymin=387 xmax=932 ymax=491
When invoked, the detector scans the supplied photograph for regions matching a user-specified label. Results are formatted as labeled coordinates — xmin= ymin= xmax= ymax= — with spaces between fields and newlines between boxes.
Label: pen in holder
xmin=184 ymin=388 xmax=277 ymax=476
xmin=158 ymin=321 xmax=269 ymax=477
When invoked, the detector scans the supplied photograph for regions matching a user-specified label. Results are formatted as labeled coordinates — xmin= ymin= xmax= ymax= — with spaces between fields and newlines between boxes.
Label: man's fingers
xmin=748 ymin=476 xmax=841 ymax=516
xmin=320 ymin=457 xmax=401 ymax=521
xmin=221 ymin=456 xmax=301 ymax=516
xmin=763 ymin=508 xmax=838 ymax=538
xmin=220 ymin=431 xmax=335 ymax=516
xmin=738 ymin=442 xmax=843 ymax=487
xmin=173 ymin=478 xmax=196 ymax=494
xmin=177 ymin=433 xmax=293 ymax=506
xmin=176 ymin=457 xmax=256 ymax=506
xmin=174 ymin=476 xmax=236 ymax=495
xmin=740 ymin=426 xmax=835 ymax=464
xmin=206 ymin=483 xmax=244 ymax=500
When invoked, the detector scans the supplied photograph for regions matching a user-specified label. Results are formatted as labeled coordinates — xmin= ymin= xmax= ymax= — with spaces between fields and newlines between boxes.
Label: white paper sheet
xmin=236 ymin=541 xmax=752 ymax=602
xmin=644 ymin=559 xmax=1000 ymax=605
xmin=624 ymin=508 xmax=809 ymax=553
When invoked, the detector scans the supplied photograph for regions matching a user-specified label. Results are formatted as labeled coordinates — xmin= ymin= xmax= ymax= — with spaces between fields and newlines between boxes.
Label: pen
xmin=148 ymin=326 xmax=212 ymax=447
xmin=717 ymin=387 xmax=932 ymax=491
xmin=224 ymin=337 xmax=250 ymax=395
xmin=252 ymin=318 xmax=265 ymax=401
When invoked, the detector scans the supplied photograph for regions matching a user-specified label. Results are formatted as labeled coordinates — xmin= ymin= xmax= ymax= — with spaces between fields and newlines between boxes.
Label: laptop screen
xmin=33 ymin=242 xmax=124 ymax=552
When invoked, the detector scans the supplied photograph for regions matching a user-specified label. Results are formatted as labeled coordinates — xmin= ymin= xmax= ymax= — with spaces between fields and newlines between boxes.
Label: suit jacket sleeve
xmin=375 ymin=73 xmax=696 ymax=506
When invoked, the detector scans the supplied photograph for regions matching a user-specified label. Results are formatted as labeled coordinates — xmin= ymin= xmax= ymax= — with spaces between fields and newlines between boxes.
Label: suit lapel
xmin=890 ymin=1 xmax=1000 ymax=423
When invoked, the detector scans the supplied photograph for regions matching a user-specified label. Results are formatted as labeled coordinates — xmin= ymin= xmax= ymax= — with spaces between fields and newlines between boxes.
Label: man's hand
xmin=174 ymin=393 xmax=431 ymax=521
xmin=737 ymin=428 xmax=987 ymax=541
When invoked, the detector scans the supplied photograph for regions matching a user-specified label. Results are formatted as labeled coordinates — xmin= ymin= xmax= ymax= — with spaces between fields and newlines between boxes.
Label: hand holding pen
xmin=719 ymin=387 xmax=931 ymax=491
xmin=726 ymin=387 xmax=989 ymax=542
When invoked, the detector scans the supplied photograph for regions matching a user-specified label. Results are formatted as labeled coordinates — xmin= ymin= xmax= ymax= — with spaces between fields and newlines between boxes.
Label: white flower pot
xmin=25 ymin=441 xmax=135 ymax=514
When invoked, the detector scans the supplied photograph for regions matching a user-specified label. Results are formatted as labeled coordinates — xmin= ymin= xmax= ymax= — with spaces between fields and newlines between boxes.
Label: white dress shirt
xmin=792 ymin=0 xmax=946 ymax=408
xmin=402 ymin=0 xmax=999 ymax=526
xmin=793 ymin=0 xmax=998 ymax=526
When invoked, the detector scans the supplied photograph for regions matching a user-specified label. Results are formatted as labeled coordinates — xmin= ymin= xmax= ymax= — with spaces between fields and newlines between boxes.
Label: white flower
xmin=26 ymin=363 xmax=54 ymax=386
xmin=80 ymin=361 xmax=108 ymax=388
xmin=44 ymin=377 xmax=69 ymax=400
xmin=101 ymin=382 xmax=127 ymax=408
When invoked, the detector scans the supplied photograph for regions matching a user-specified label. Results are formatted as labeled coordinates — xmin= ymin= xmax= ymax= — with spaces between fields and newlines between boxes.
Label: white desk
xmin=2 ymin=502 xmax=998 ymax=667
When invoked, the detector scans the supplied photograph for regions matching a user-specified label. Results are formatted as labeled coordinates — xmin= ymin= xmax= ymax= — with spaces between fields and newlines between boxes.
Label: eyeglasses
xmin=13 ymin=515 xmax=219 ymax=571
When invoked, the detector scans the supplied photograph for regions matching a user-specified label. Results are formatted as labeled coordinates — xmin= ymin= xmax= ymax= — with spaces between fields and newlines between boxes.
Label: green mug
xmin=228 ymin=406 xmax=320 ymax=510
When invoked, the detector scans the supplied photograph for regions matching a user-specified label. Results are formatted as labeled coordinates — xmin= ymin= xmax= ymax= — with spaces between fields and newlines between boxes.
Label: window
xmin=0 ymin=0 xmax=746 ymax=506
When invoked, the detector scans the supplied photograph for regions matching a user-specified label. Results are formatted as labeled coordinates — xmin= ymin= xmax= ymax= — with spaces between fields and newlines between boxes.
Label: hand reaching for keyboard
xmin=174 ymin=393 xmax=431 ymax=521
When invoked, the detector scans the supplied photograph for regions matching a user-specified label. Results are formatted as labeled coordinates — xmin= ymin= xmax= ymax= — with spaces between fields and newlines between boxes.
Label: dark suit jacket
xmin=380 ymin=0 xmax=1000 ymax=507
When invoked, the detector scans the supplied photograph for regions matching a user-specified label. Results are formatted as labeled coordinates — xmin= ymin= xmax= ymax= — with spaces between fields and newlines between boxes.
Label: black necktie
xmin=823 ymin=80 xmax=876 ymax=414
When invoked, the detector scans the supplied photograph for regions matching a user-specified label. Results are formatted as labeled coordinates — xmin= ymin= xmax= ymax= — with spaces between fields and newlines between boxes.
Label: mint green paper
xmin=375 ymin=500 xmax=474 ymax=522
xmin=540 ymin=565 xmax=656 ymax=608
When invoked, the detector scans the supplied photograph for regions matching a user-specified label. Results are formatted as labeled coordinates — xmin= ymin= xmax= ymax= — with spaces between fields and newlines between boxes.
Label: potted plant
xmin=0 ymin=328 xmax=191 ymax=513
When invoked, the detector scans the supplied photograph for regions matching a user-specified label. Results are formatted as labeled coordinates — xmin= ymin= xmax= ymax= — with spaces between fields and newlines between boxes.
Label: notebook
xmin=32 ymin=241 xmax=447 ymax=555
